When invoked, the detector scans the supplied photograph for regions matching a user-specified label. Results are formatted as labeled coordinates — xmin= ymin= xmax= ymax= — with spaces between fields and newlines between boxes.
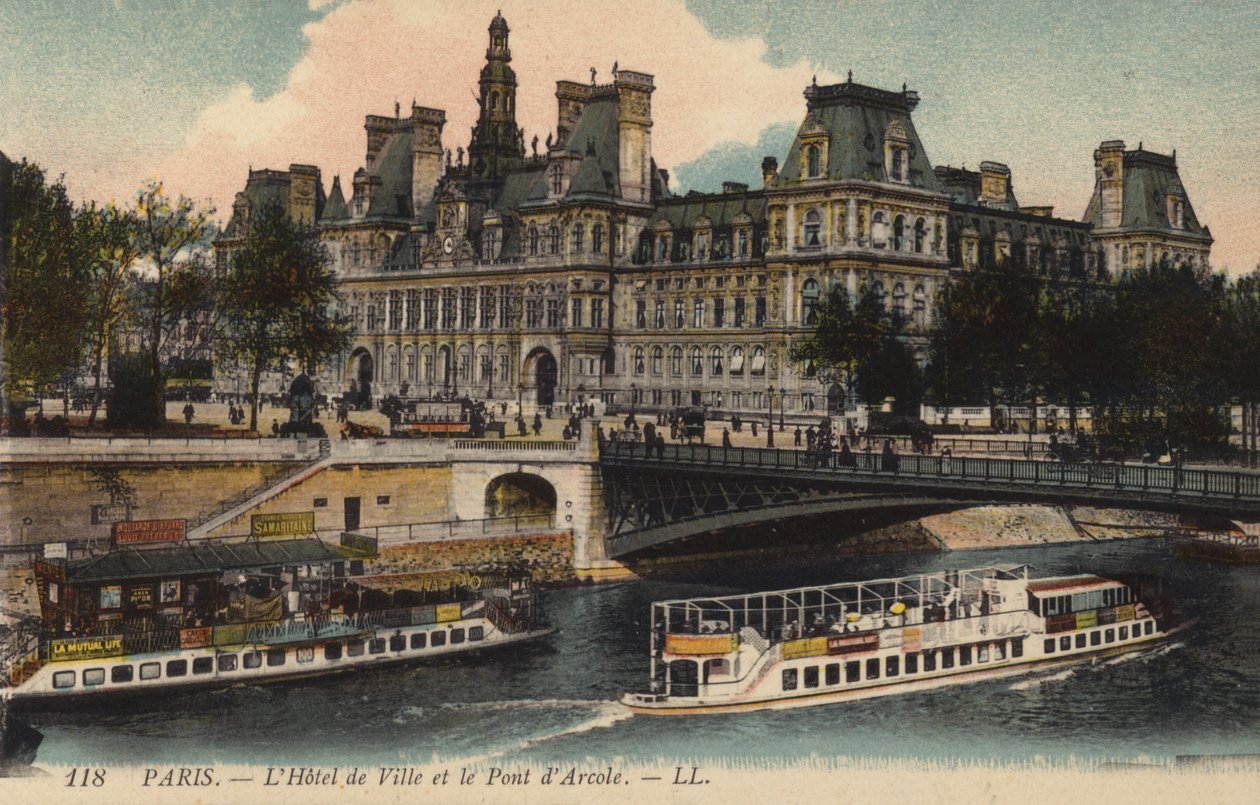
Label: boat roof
xmin=65 ymin=538 xmax=345 ymax=584
xmin=1025 ymin=575 xmax=1121 ymax=596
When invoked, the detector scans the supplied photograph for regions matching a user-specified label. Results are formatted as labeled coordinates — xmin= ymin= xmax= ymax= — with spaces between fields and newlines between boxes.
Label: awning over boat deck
xmin=65 ymin=538 xmax=346 ymax=584
xmin=1026 ymin=575 xmax=1118 ymax=596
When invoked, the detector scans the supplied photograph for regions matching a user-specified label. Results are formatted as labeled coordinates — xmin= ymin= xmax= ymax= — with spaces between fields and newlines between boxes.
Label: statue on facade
xmin=531 ymin=134 xmax=539 ymax=157
xmin=282 ymin=373 xmax=325 ymax=438
xmin=456 ymin=146 xmax=464 ymax=167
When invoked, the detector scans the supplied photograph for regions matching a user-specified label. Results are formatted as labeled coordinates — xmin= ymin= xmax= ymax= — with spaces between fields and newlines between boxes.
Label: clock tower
xmin=468 ymin=12 xmax=520 ymax=184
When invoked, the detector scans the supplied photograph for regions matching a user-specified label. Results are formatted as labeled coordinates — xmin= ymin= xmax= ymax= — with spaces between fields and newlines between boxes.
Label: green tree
xmin=788 ymin=284 xmax=884 ymax=408
xmin=132 ymin=182 xmax=215 ymax=426
xmin=1 ymin=160 xmax=90 ymax=419
xmin=217 ymin=203 xmax=350 ymax=431
xmin=1225 ymin=268 xmax=1260 ymax=459
xmin=78 ymin=202 xmax=142 ymax=426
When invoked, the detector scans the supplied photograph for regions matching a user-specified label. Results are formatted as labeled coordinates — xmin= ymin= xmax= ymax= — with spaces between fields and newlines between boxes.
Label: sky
xmin=2 ymin=0 xmax=1257 ymax=272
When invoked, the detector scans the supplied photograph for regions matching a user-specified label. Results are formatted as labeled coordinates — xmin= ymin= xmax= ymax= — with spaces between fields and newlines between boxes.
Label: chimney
xmin=762 ymin=156 xmax=778 ymax=188
xmin=978 ymin=161 xmax=1011 ymax=208
xmin=1094 ymin=140 xmax=1126 ymax=229
xmin=722 ymin=181 xmax=749 ymax=194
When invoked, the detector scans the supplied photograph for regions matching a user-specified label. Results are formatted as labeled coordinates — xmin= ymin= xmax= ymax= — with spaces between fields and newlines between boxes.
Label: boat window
xmin=865 ymin=658 xmax=880 ymax=680
xmin=782 ymin=668 xmax=798 ymax=691
xmin=993 ymin=641 xmax=1006 ymax=661
xmin=960 ymin=646 xmax=972 ymax=666
xmin=1145 ymin=621 xmax=1154 ymax=636
xmin=803 ymin=666 xmax=819 ymax=688
xmin=410 ymin=633 xmax=427 ymax=650
xmin=192 ymin=657 xmax=213 ymax=675
xmin=53 ymin=671 xmax=76 ymax=689
xmin=243 ymin=651 xmax=262 ymax=669
xmin=389 ymin=635 xmax=406 ymax=652
xmin=846 ymin=661 xmax=861 ymax=682
xmin=83 ymin=668 xmax=105 ymax=686
xmin=431 ymin=631 xmax=447 ymax=647
xmin=325 ymin=643 xmax=342 ymax=661
xmin=825 ymin=663 xmax=840 ymax=685
xmin=1075 ymin=634 xmax=1087 ymax=649
xmin=347 ymin=640 xmax=365 ymax=657
xmin=218 ymin=654 xmax=237 ymax=672
xmin=1059 ymin=636 xmax=1071 ymax=652
xmin=977 ymin=644 xmax=989 ymax=663
xmin=369 ymin=638 xmax=386 ymax=654
xmin=166 ymin=660 xmax=188 ymax=677
xmin=1119 ymin=626 xmax=1129 ymax=640
xmin=922 ymin=651 xmax=937 ymax=672
xmin=266 ymin=649 xmax=286 ymax=666
xmin=1044 ymin=638 xmax=1056 ymax=654
xmin=140 ymin=662 xmax=161 ymax=680
xmin=885 ymin=656 xmax=899 ymax=677
xmin=112 ymin=665 xmax=134 ymax=683
xmin=469 ymin=626 xmax=484 ymax=641
xmin=1105 ymin=629 xmax=1115 ymax=644
xmin=941 ymin=649 xmax=955 ymax=669
xmin=905 ymin=653 xmax=919 ymax=674
xmin=1010 ymin=639 xmax=1024 ymax=658
xmin=450 ymin=628 xmax=466 ymax=645
xmin=1090 ymin=631 xmax=1101 ymax=646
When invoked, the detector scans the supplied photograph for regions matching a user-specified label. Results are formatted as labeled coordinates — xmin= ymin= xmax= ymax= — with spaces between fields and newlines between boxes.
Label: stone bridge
xmin=598 ymin=441 xmax=1260 ymax=559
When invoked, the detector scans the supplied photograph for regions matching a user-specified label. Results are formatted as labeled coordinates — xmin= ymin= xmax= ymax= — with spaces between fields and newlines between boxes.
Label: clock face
xmin=443 ymin=236 xmax=454 ymax=254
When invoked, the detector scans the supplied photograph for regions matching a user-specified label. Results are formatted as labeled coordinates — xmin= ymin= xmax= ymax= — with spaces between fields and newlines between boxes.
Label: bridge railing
xmin=599 ymin=441 xmax=1260 ymax=503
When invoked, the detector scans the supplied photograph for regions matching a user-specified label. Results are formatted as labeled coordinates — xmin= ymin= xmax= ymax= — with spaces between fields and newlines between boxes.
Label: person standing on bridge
xmin=794 ymin=425 xmax=802 ymax=446
xmin=722 ymin=428 xmax=732 ymax=448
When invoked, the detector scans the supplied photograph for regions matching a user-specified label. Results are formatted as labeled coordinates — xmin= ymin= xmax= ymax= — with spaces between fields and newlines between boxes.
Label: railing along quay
xmin=599 ymin=442 xmax=1260 ymax=509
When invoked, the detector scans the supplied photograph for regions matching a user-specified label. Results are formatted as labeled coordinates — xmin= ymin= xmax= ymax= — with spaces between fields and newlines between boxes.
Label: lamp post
xmin=767 ymin=385 xmax=775 ymax=448
xmin=517 ymin=382 xmax=524 ymax=418
xmin=630 ymin=382 xmax=637 ymax=422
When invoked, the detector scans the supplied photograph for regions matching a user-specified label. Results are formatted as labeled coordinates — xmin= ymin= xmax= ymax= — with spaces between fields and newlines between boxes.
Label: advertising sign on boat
xmin=49 ymin=635 xmax=125 ymax=662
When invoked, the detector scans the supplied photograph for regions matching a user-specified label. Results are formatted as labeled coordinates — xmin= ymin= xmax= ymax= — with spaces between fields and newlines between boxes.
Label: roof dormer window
xmin=550 ymin=165 xmax=563 ymax=195
xmin=807 ymin=145 xmax=821 ymax=178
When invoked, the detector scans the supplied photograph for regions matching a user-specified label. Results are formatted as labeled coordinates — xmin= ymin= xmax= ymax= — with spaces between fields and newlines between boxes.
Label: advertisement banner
xmin=179 ymin=627 xmax=212 ymax=649
xmin=49 ymin=635 xmax=125 ymax=662
xmin=114 ymin=519 xmax=186 ymax=546
xmin=251 ymin=511 xmax=316 ymax=539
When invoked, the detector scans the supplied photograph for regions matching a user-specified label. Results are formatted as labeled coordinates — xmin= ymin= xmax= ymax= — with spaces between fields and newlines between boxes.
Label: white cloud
xmin=141 ymin=0 xmax=834 ymax=215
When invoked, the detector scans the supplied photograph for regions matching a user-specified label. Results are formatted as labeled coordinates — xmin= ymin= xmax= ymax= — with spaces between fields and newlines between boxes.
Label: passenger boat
xmin=1176 ymin=532 xmax=1260 ymax=564
xmin=623 ymin=564 xmax=1169 ymax=714
xmin=0 ymin=535 xmax=551 ymax=706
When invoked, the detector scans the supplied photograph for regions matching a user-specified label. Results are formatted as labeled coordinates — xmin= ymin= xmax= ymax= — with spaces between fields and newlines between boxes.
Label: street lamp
xmin=630 ymin=382 xmax=637 ymax=422
xmin=517 ymin=382 xmax=524 ymax=418
xmin=767 ymin=385 xmax=775 ymax=448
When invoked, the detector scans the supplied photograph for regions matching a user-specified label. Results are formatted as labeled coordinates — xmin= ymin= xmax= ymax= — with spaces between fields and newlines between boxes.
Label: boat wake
xmin=393 ymin=698 xmax=632 ymax=759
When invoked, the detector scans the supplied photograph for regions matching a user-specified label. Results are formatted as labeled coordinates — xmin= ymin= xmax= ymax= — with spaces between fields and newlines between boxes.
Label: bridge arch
xmin=485 ymin=472 xmax=557 ymax=519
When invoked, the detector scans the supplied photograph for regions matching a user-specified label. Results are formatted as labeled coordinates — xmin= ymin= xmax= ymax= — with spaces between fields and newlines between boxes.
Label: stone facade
xmin=214 ymin=14 xmax=1213 ymax=418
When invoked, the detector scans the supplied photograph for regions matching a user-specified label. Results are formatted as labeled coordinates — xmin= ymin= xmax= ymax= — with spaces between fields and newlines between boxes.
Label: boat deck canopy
xmin=1025 ymin=575 xmax=1118 ymax=596
xmin=65 ymin=538 xmax=346 ymax=584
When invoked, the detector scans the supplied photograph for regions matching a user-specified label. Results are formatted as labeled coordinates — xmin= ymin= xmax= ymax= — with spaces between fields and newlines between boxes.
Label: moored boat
xmin=623 ymin=564 xmax=1170 ymax=715
xmin=1 ymin=536 xmax=551 ymax=706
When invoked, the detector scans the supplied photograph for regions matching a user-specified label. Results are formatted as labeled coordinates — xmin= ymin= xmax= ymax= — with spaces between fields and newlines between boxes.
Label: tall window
xmin=529 ymin=227 xmax=539 ymax=256
xmin=635 ymin=300 xmax=647 ymax=329
xmin=913 ymin=284 xmax=927 ymax=327
xmin=406 ymin=290 xmax=420 ymax=331
xmin=657 ymin=235 xmax=669 ymax=261
xmin=571 ymin=298 xmax=584 ymax=327
xmin=548 ymin=225 xmax=560 ymax=254
xmin=872 ymin=280 xmax=886 ymax=309
xmin=483 ymin=229 xmax=499 ymax=260
xmin=734 ymin=297 xmax=746 ymax=327
xmin=592 ymin=224 xmax=604 ymax=253
xmin=750 ymin=346 xmax=766 ymax=376
xmin=803 ymin=210 xmax=821 ymax=247
xmin=695 ymin=231 xmax=709 ymax=260
xmin=894 ymin=215 xmax=906 ymax=251
xmin=807 ymin=144 xmax=821 ymax=178
xmin=710 ymin=346 xmax=723 ymax=376
xmin=525 ymin=298 xmax=541 ymax=327
xmin=423 ymin=289 xmax=437 ymax=330
xmin=801 ymin=279 xmax=820 ymax=325
xmin=480 ymin=287 xmax=496 ymax=328
xmin=755 ymin=296 xmax=766 ymax=327
xmin=546 ymin=297 xmax=561 ymax=328
xmin=572 ymin=223 xmax=584 ymax=253
xmin=713 ymin=297 xmax=725 ymax=328
xmin=737 ymin=229 xmax=749 ymax=257
xmin=633 ymin=347 xmax=645 ymax=375
xmin=914 ymin=218 xmax=927 ymax=253
xmin=550 ymin=166 xmax=563 ymax=195
xmin=591 ymin=299 xmax=604 ymax=328
xmin=872 ymin=212 xmax=887 ymax=248
xmin=729 ymin=345 xmax=744 ymax=375
xmin=651 ymin=346 xmax=663 ymax=374
xmin=461 ymin=288 xmax=476 ymax=330
xmin=654 ymin=299 xmax=665 ymax=329
xmin=670 ymin=346 xmax=683 ymax=376
xmin=891 ymin=149 xmax=904 ymax=182
xmin=388 ymin=291 xmax=402 ymax=331
xmin=692 ymin=299 xmax=705 ymax=328
xmin=674 ymin=299 xmax=685 ymax=328
xmin=893 ymin=282 xmax=907 ymax=319
xmin=690 ymin=346 xmax=703 ymax=376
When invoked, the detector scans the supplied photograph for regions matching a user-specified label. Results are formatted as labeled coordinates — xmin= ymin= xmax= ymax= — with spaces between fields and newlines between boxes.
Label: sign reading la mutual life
xmin=113 ymin=519 xmax=186 ymax=546
xmin=251 ymin=511 xmax=316 ymax=539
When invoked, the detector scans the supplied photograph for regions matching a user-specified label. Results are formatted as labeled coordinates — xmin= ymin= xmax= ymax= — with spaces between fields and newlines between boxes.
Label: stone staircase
xmin=187 ymin=440 xmax=334 ymax=539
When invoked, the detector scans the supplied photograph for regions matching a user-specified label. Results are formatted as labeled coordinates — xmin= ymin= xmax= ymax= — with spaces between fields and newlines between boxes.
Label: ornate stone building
xmin=215 ymin=13 xmax=1212 ymax=417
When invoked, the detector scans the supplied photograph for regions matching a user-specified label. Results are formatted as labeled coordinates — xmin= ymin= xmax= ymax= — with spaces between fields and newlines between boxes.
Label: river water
xmin=24 ymin=537 xmax=1260 ymax=768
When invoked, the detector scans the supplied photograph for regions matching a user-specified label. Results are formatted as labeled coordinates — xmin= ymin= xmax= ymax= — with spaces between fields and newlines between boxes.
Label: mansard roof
xmin=934 ymin=165 xmax=1020 ymax=208
xmin=221 ymin=170 xmax=290 ymax=237
xmin=364 ymin=128 xmax=414 ymax=220
xmin=646 ymin=188 xmax=766 ymax=231
xmin=1083 ymin=147 xmax=1210 ymax=238
xmin=774 ymin=79 xmax=941 ymax=191
xmin=321 ymin=176 xmax=347 ymax=223
xmin=563 ymin=94 xmax=621 ymax=201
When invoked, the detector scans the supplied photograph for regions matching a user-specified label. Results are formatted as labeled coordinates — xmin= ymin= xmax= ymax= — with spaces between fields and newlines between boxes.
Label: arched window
xmin=893 ymin=215 xmax=906 ymax=251
xmin=572 ymin=223 xmax=584 ymax=253
xmin=489 ymin=91 xmax=499 ymax=112
xmin=891 ymin=149 xmax=904 ymax=182
xmin=670 ymin=346 xmax=683 ymax=376
xmin=657 ymin=235 xmax=669 ymax=262
xmin=633 ymin=346 xmax=645 ymax=375
xmin=803 ymin=209 xmax=821 ymax=247
xmin=737 ymin=228 xmax=749 ymax=257
xmin=528 ymin=227 xmax=539 ymax=256
xmin=913 ymin=284 xmax=927 ymax=326
xmin=893 ymin=283 xmax=907 ymax=318
xmin=729 ymin=346 xmax=745 ymax=375
xmin=694 ymin=230 xmax=708 ymax=260
xmin=872 ymin=212 xmax=887 ymax=248
xmin=750 ymin=346 xmax=766 ymax=376
xmin=592 ymin=224 xmax=604 ymax=253
xmin=710 ymin=346 xmax=724 ymax=376
xmin=801 ymin=279 xmax=820 ymax=325
xmin=690 ymin=346 xmax=703 ymax=376
xmin=872 ymin=280 xmax=886 ymax=309
xmin=914 ymin=218 xmax=927 ymax=253
xmin=548 ymin=225 xmax=560 ymax=254
xmin=651 ymin=346 xmax=663 ymax=375
xmin=807 ymin=144 xmax=821 ymax=178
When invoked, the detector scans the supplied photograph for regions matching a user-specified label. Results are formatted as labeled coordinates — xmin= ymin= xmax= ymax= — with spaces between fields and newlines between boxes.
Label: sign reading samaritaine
xmin=251 ymin=511 xmax=316 ymax=539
